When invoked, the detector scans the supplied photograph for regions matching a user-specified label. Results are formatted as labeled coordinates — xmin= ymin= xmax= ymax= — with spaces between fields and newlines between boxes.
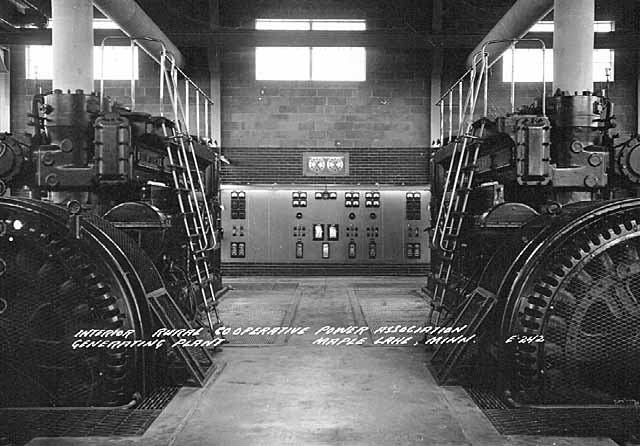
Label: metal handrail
xmin=99 ymin=35 xmax=216 ymax=134
xmin=480 ymin=38 xmax=547 ymax=117
xmin=432 ymin=52 xmax=487 ymax=250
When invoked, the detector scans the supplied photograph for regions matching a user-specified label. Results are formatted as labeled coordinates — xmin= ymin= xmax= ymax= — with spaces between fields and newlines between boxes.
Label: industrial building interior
xmin=0 ymin=0 xmax=639 ymax=445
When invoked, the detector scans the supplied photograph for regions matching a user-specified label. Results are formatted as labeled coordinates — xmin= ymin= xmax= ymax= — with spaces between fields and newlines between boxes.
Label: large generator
xmin=0 ymin=56 xmax=224 ymax=407
xmin=428 ymin=46 xmax=640 ymax=405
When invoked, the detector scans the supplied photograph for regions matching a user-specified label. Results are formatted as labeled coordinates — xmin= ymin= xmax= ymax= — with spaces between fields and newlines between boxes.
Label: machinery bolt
xmin=588 ymin=154 xmax=602 ymax=167
xmin=570 ymin=140 xmax=584 ymax=153
xmin=42 ymin=152 xmax=55 ymax=166
xmin=584 ymin=175 xmax=598 ymax=188
xmin=45 ymin=174 xmax=59 ymax=187
xmin=60 ymin=138 xmax=73 ymax=153
xmin=67 ymin=200 xmax=82 ymax=215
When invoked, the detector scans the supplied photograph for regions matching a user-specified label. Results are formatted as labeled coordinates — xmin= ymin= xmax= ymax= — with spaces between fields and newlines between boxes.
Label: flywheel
xmin=0 ymin=198 xmax=159 ymax=407
xmin=501 ymin=201 xmax=640 ymax=404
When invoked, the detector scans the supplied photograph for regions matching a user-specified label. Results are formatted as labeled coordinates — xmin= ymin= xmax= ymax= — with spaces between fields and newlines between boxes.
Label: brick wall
xmin=221 ymin=47 xmax=430 ymax=148
xmin=220 ymin=147 xmax=429 ymax=184
xmin=218 ymin=0 xmax=432 ymax=187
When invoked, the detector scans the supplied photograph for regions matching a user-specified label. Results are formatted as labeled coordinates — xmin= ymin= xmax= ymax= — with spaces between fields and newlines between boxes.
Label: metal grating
xmin=0 ymin=387 xmax=179 ymax=446
xmin=84 ymin=214 xmax=164 ymax=293
xmin=229 ymin=282 xmax=298 ymax=292
xmin=0 ymin=232 xmax=105 ymax=407
xmin=466 ymin=387 xmax=640 ymax=443
xmin=539 ymin=237 xmax=640 ymax=404
xmin=136 ymin=386 xmax=179 ymax=410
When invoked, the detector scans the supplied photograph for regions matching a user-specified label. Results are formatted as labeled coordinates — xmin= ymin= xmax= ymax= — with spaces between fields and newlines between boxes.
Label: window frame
xmin=255 ymin=19 xmax=367 ymax=82
xmin=25 ymin=45 xmax=140 ymax=81
xmin=501 ymin=48 xmax=615 ymax=83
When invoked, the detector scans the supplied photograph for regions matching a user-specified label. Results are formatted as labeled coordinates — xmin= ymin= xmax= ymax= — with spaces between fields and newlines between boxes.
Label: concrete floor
xmin=28 ymin=277 xmax=618 ymax=446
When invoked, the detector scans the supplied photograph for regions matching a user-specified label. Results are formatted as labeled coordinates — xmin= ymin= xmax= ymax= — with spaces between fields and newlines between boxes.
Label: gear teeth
xmin=510 ymin=216 xmax=640 ymax=403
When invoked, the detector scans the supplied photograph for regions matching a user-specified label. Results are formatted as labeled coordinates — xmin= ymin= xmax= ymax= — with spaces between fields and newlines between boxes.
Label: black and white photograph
xmin=0 ymin=0 xmax=639 ymax=445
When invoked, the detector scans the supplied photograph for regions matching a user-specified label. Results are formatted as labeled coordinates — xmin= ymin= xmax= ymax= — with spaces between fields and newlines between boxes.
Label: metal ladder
xmin=156 ymin=51 xmax=222 ymax=336
xmin=428 ymin=53 xmax=488 ymax=327
xmin=147 ymin=288 xmax=218 ymax=386
xmin=430 ymin=286 xmax=496 ymax=384
xmin=162 ymin=120 xmax=221 ymax=334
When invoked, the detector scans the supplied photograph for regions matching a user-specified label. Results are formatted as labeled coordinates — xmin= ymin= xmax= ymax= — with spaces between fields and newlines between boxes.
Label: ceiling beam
xmin=1 ymin=28 xmax=640 ymax=50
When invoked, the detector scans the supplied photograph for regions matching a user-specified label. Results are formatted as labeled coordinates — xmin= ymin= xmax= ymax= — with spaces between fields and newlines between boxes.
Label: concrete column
xmin=553 ymin=0 xmax=594 ymax=93
xmin=429 ymin=0 xmax=443 ymax=146
xmin=51 ymin=0 xmax=93 ymax=93
xmin=208 ymin=0 xmax=222 ymax=146
xmin=0 ymin=48 xmax=9 ymax=132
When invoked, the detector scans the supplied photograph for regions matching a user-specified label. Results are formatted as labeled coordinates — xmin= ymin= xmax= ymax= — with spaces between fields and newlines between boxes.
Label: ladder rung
xmin=198 ymin=275 xmax=216 ymax=286
xmin=443 ymin=233 xmax=459 ymax=240
xmin=434 ymin=277 xmax=448 ymax=285
xmin=456 ymin=188 xmax=472 ymax=194
xmin=167 ymin=164 xmax=186 ymax=171
xmin=462 ymin=164 xmax=478 ymax=171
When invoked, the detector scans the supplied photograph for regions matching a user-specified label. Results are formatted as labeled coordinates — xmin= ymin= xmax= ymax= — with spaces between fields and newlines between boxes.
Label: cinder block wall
xmin=217 ymin=0 xmax=434 ymax=184
xmin=221 ymin=48 xmax=430 ymax=149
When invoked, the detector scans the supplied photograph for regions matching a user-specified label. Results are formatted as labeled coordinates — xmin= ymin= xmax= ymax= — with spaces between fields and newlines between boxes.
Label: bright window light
xmin=25 ymin=45 xmax=53 ymax=80
xmin=502 ymin=48 xmax=614 ymax=83
xmin=311 ymin=20 xmax=366 ymax=31
xmin=593 ymin=49 xmax=615 ymax=82
xmin=312 ymin=47 xmax=366 ymax=81
xmin=529 ymin=21 xmax=555 ymax=32
xmin=26 ymin=45 xmax=139 ymax=80
xmin=255 ymin=19 xmax=366 ymax=82
xmin=91 ymin=18 xmax=120 ymax=29
xmin=256 ymin=47 xmax=310 ymax=81
xmin=45 ymin=18 xmax=121 ymax=30
xmin=256 ymin=19 xmax=310 ymax=30
xmin=94 ymin=46 xmax=139 ymax=80
xmin=530 ymin=20 xmax=615 ymax=33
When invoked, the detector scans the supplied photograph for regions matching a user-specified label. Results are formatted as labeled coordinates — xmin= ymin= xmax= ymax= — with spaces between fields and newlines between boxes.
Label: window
xmin=503 ymin=20 xmax=615 ymax=83
xmin=26 ymin=18 xmax=137 ymax=80
xmin=255 ymin=19 xmax=366 ymax=81
xmin=530 ymin=20 xmax=615 ymax=33
xmin=25 ymin=45 xmax=139 ymax=80
xmin=502 ymin=49 xmax=614 ymax=83
xmin=44 ymin=17 xmax=120 ymax=29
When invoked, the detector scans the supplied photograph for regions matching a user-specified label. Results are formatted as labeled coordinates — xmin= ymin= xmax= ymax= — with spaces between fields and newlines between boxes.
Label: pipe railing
xmin=480 ymin=38 xmax=547 ymax=118
xmin=99 ymin=35 xmax=215 ymax=142
xmin=431 ymin=51 xmax=487 ymax=251
xmin=434 ymin=38 xmax=547 ymax=148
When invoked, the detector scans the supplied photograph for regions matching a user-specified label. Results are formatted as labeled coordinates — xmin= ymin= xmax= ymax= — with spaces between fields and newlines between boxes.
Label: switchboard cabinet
xmin=221 ymin=185 xmax=430 ymax=268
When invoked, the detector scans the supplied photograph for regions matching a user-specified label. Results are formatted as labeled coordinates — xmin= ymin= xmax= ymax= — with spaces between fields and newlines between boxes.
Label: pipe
xmin=93 ymin=0 xmax=185 ymax=68
xmin=51 ymin=0 xmax=93 ymax=93
xmin=466 ymin=0 xmax=553 ymax=68
xmin=553 ymin=0 xmax=594 ymax=93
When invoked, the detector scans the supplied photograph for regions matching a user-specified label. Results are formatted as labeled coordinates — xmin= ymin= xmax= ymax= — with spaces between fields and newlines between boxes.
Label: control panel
xmin=220 ymin=185 xmax=430 ymax=266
